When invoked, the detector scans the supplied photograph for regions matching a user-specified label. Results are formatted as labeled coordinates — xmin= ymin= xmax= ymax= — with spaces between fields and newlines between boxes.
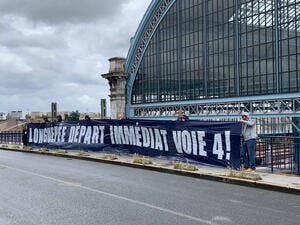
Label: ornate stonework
xmin=102 ymin=58 xmax=127 ymax=119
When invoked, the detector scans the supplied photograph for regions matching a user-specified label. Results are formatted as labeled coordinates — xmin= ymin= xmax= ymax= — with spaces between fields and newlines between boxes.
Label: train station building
xmin=104 ymin=0 xmax=300 ymax=135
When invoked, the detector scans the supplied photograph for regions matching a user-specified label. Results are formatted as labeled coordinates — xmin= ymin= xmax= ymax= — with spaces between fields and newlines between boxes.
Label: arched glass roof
xmin=230 ymin=0 xmax=300 ymax=31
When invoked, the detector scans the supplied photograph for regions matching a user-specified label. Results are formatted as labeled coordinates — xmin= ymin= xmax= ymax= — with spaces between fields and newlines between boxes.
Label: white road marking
xmin=2 ymin=164 xmax=213 ymax=225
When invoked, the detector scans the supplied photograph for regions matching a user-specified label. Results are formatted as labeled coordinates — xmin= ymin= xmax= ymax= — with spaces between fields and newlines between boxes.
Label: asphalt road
xmin=0 ymin=150 xmax=299 ymax=225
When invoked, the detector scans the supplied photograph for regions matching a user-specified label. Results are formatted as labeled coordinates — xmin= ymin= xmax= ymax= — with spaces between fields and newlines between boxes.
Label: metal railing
xmin=256 ymin=136 xmax=300 ymax=175
xmin=1 ymin=131 xmax=299 ymax=175
xmin=0 ymin=131 xmax=23 ymax=145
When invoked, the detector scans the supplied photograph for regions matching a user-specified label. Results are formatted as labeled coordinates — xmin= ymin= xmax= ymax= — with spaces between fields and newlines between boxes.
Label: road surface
xmin=0 ymin=150 xmax=299 ymax=225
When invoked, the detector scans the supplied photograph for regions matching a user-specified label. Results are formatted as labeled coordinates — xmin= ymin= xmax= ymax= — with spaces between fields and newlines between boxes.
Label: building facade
xmin=0 ymin=112 xmax=6 ymax=121
xmin=7 ymin=111 xmax=23 ymax=120
xmin=125 ymin=0 xmax=300 ymax=134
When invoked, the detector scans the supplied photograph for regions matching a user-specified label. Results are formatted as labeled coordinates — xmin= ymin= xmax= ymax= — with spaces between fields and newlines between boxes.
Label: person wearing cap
xmin=177 ymin=110 xmax=189 ymax=121
xmin=240 ymin=112 xmax=257 ymax=172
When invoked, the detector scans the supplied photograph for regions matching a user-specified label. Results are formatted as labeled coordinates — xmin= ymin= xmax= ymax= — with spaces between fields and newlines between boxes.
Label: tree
xmin=65 ymin=111 xmax=80 ymax=122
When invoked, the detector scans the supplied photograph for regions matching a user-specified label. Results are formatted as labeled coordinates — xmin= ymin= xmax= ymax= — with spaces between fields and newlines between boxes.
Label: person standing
xmin=22 ymin=125 xmax=28 ymax=147
xmin=177 ymin=110 xmax=189 ymax=121
xmin=84 ymin=115 xmax=91 ymax=122
xmin=56 ymin=115 xmax=63 ymax=123
xmin=240 ymin=112 xmax=257 ymax=172
xmin=117 ymin=113 xmax=125 ymax=120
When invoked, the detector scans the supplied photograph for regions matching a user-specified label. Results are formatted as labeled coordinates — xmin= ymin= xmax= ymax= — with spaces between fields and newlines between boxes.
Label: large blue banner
xmin=27 ymin=119 xmax=242 ymax=168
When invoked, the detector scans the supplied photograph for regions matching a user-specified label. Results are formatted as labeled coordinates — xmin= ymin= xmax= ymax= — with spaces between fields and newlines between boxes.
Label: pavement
xmin=0 ymin=149 xmax=299 ymax=225
xmin=1 ymin=144 xmax=300 ymax=195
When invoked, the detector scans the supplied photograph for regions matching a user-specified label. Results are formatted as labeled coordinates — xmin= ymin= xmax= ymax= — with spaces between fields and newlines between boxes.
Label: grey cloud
xmin=0 ymin=0 xmax=128 ymax=25
xmin=0 ymin=0 xmax=152 ymax=112
xmin=0 ymin=42 xmax=105 ymax=94
xmin=0 ymin=76 xmax=108 ymax=112
xmin=0 ymin=17 xmax=67 ymax=50
xmin=0 ymin=65 xmax=54 ymax=92
xmin=0 ymin=30 xmax=67 ymax=50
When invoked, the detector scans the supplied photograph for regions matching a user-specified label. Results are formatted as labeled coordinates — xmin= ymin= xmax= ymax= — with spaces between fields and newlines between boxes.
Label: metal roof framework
xmin=125 ymin=0 xmax=300 ymax=127
xmin=230 ymin=0 xmax=300 ymax=31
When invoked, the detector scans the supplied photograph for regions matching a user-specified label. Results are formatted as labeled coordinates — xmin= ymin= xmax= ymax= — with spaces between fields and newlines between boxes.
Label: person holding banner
xmin=57 ymin=115 xmax=63 ymax=123
xmin=117 ymin=113 xmax=126 ymax=120
xmin=22 ymin=125 xmax=28 ymax=147
xmin=177 ymin=110 xmax=189 ymax=121
xmin=84 ymin=115 xmax=91 ymax=122
xmin=240 ymin=112 xmax=257 ymax=172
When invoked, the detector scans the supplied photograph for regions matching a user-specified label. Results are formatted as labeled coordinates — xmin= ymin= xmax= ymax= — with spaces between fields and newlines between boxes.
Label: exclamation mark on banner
xmin=225 ymin=131 xmax=231 ymax=160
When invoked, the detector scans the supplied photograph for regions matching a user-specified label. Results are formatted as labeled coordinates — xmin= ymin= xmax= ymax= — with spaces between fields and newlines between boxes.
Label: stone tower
xmin=101 ymin=57 xmax=127 ymax=119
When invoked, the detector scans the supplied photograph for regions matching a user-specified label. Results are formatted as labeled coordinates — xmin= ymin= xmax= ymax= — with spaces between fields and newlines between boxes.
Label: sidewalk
xmin=1 ymin=144 xmax=300 ymax=195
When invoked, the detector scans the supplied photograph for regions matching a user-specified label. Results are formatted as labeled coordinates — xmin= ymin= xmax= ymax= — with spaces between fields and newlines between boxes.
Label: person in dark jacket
xmin=22 ymin=125 xmax=28 ymax=146
xmin=177 ymin=110 xmax=189 ymax=121
xmin=84 ymin=115 xmax=91 ymax=122
xmin=56 ymin=115 xmax=63 ymax=122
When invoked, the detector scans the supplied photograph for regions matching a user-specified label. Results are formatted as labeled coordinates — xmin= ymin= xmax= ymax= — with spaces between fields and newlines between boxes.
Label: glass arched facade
xmin=130 ymin=0 xmax=300 ymax=105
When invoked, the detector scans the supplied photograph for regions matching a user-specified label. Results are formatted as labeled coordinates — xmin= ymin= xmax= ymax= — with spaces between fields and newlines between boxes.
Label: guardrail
xmin=256 ymin=136 xmax=300 ymax=175
xmin=0 ymin=131 xmax=23 ymax=145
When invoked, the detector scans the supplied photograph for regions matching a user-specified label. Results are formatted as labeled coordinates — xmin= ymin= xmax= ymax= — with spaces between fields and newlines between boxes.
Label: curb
xmin=1 ymin=147 xmax=299 ymax=195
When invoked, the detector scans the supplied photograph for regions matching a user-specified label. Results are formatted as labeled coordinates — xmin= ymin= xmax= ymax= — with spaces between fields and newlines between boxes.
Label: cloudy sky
xmin=0 ymin=0 xmax=152 ymax=114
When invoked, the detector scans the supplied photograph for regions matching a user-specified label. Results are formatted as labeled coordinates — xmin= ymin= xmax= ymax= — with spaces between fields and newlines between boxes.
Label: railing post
xmin=296 ymin=137 xmax=300 ymax=176
xmin=20 ymin=131 xmax=23 ymax=145
xmin=270 ymin=137 xmax=274 ymax=173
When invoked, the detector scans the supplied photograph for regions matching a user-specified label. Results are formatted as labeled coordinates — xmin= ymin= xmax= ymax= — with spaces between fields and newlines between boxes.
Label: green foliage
xmin=65 ymin=111 xmax=80 ymax=122
xmin=132 ymin=153 xmax=152 ymax=165
xmin=55 ymin=149 xmax=68 ymax=154
xmin=39 ymin=148 xmax=49 ymax=153
xmin=103 ymin=154 xmax=118 ymax=160
xmin=173 ymin=161 xmax=198 ymax=171
xmin=77 ymin=150 xmax=90 ymax=156
xmin=225 ymin=168 xmax=262 ymax=181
